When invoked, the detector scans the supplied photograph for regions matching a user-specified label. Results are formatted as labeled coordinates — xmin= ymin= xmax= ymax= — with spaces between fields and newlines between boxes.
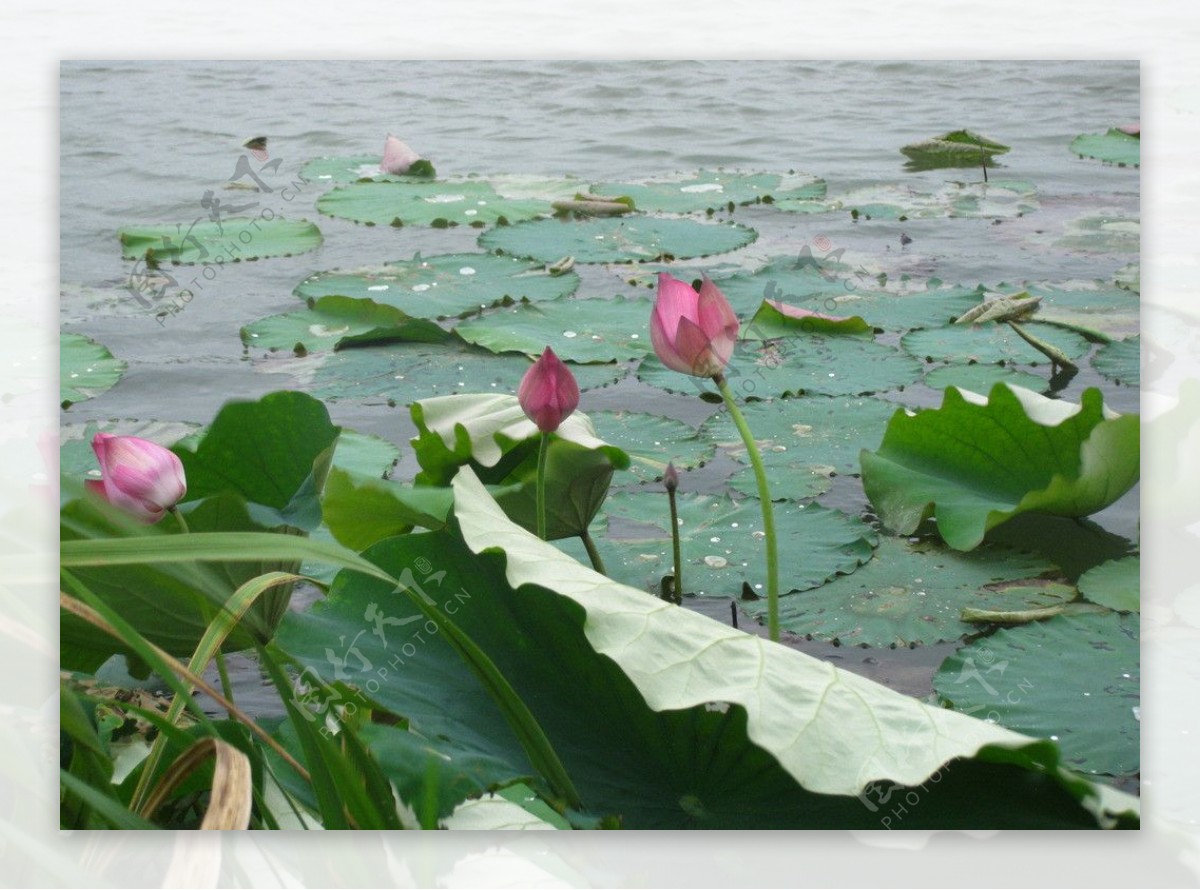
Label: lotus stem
xmin=170 ymin=505 xmax=189 ymax=534
xmin=536 ymin=431 xmax=550 ymax=540
xmin=580 ymin=530 xmax=607 ymax=576
xmin=714 ymin=374 xmax=780 ymax=641
xmin=664 ymin=463 xmax=683 ymax=604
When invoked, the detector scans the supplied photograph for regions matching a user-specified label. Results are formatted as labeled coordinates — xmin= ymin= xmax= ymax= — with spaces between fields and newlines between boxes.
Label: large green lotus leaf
xmin=316 ymin=180 xmax=547 ymax=227
xmin=1052 ymin=212 xmax=1140 ymax=254
xmin=454 ymin=294 xmax=655 ymax=363
xmin=742 ymin=535 xmax=1063 ymax=647
xmin=638 ymin=335 xmax=923 ymax=400
xmin=172 ymin=390 xmax=340 ymax=531
xmin=586 ymin=410 xmax=715 ymax=484
xmin=1093 ymin=336 xmax=1140 ymax=387
xmin=60 ymin=333 xmax=126 ymax=407
xmin=699 ymin=396 xmax=895 ymax=487
xmin=479 ymin=216 xmax=757 ymax=264
xmin=298 ymin=154 xmax=433 ymax=185
xmin=741 ymin=300 xmax=872 ymax=340
xmin=118 ymin=217 xmax=322 ymax=263
xmin=560 ymin=489 xmax=877 ymax=598
xmin=330 ymin=429 xmax=401 ymax=481
xmin=589 ymin=170 xmax=824 ymax=214
xmin=1070 ymin=129 xmax=1140 ymax=168
xmin=410 ymin=393 xmax=629 ymax=540
xmin=924 ymin=363 xmax=1048 ymax=395
xmin=309 ymin=343 xmax=624 ymax=405
xmin=900 ymin=130 xmax=1010 ymax=169
xmin=1077 ymin=556 xmax=1139 ymax=613
xmin=294 ymin=252 xmax=580 ymax=320
xmin=241 ymin=295 xmax=449 ymax=354
xmin=834 ymin=181 xmax=1036 ymax=220
xmin=901 ymin=321 xmax=1091 ymax=367
xmin=860 ymin=384 xmax=1141 ymax=551
xmin=1018 ymin=283 xmax=1140 ymax=341
xmin=934 ymin=612 xmax=1139 ymax=776
xmin=274 ymin=471 xmax=1136 ymax=827
xmin=319 ymin=467 xmax=453 ymax=551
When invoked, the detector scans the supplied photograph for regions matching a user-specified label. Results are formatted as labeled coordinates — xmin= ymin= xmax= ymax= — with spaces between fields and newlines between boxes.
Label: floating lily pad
xmin=923 ymin=363 xmax=1048 ymax=395
xmin=638 ymin=335 xmax=923 ymax=400
xmin=241 ymin=295 xmax=450 ymax=354
xmin=590 ymin=170 xmax=824 ymax=214
xmin=309 ymin=343 xmax=625 ymax=406
xmin=817 ymin=284 xmax=988 ymax=332
xmin=860 ymin=384 xmax=1141 ymax=551
xmin=900 ymin=130 xmax=1010 ymax=169
xmin=294 ymin=252 xmax=580 ymax=320
xmin=742 ymin=535 xmax=1064 ymax=647
xmin=700 ymin=395 xmax=895 ymax=480
xmin=583 ymin=410 xmax=715 ymax=483
xmin=560 ymin=490 xmax=877 ymax=598
xmin=1018 ymin=283 xmax=1140 ymax=341
xmin=1078 ymin=556 xmax=1139 ymax=612
xmin=934 ymin=612 xmax=1139 ymax=776
xmin=454 ymin=294 xmax=655 ymax=363
xmin=1053 ymin=212 xmax=1140 ymax=254
xmin=1114 ymin=262 xmax=1139 ymax=294
xmin=901 ymin=321 xmax=1091 ymax=367
xmin=741 ymin=300 xmax=872 ymax=340
xmin=60 ymin=333 xmax=125 ymax=407
xmin=835 ymin=181 xmax=1037 ymax=220
xmin=298 ymin=154 xmax=432 ymax=185
xmin=703 ymin=256 xmax=867 ymax=317
xmin=1092 ymin=336 xmax=1140 ymax=387
xmin=1070 ymin=129 xmax=1140 ymax=168
xmin=117 ymin=217 xmax=322 ymax=263
xmin=479 ymin=216 xmax=757 ymax=265
xmin=316 ymin=180 xmax=548 ymax=227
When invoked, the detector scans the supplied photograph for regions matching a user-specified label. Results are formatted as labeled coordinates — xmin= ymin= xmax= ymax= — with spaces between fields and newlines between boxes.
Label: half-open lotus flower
xmin=518 ymin=347 xmax=580 ymax=433
xmin=651 ymin=273 xmax=739 ymax=378
xmin=86 ymin=433 xmax=187 ymax=523
xmin=380 ymin=134 xmax=422 ymax=174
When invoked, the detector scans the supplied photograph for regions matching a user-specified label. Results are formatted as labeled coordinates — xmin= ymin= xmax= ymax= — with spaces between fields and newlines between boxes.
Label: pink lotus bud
xmin=663 ymin=461 xmax=679 ymax=493
xmin=86 ymin=433 xmax=187 ymax=523
xmin=518 ymin=347 xmax=580 ymax=433
xmin=651 ymin=273 xmax=739 ymax=378
xmin=380 ymin=134 xmax=422 ymax=174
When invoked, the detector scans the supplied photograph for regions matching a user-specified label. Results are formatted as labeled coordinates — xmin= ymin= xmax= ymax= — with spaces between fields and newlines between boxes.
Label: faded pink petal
xmin=380 ymin=134 xmax=422 ymax=174
xmin=1117 ymin=122 xmax=1140 ymax=137
xmin=518 ymin=347 xmax=580 ymax=433
xmin=90 ymin=433 xmax=187 ymax=523
xmin=767 ymin=300 xmax=847 ymax=322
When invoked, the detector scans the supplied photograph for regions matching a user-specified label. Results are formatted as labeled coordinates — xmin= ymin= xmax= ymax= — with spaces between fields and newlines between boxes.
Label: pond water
xmin=61 ymin=61 xmax=1139 ymax=723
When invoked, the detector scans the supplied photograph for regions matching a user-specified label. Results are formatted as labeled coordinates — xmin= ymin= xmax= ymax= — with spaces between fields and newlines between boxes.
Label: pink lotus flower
xmin=86 ymin=433 xmax=187 ymax=523
xmin=380 ymin=134 xmax=422 ymax=174
xmin=651 ymin=273 xmax=739 ymax=378
xmin=518 ymin=347 xmax=580 ymax=433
